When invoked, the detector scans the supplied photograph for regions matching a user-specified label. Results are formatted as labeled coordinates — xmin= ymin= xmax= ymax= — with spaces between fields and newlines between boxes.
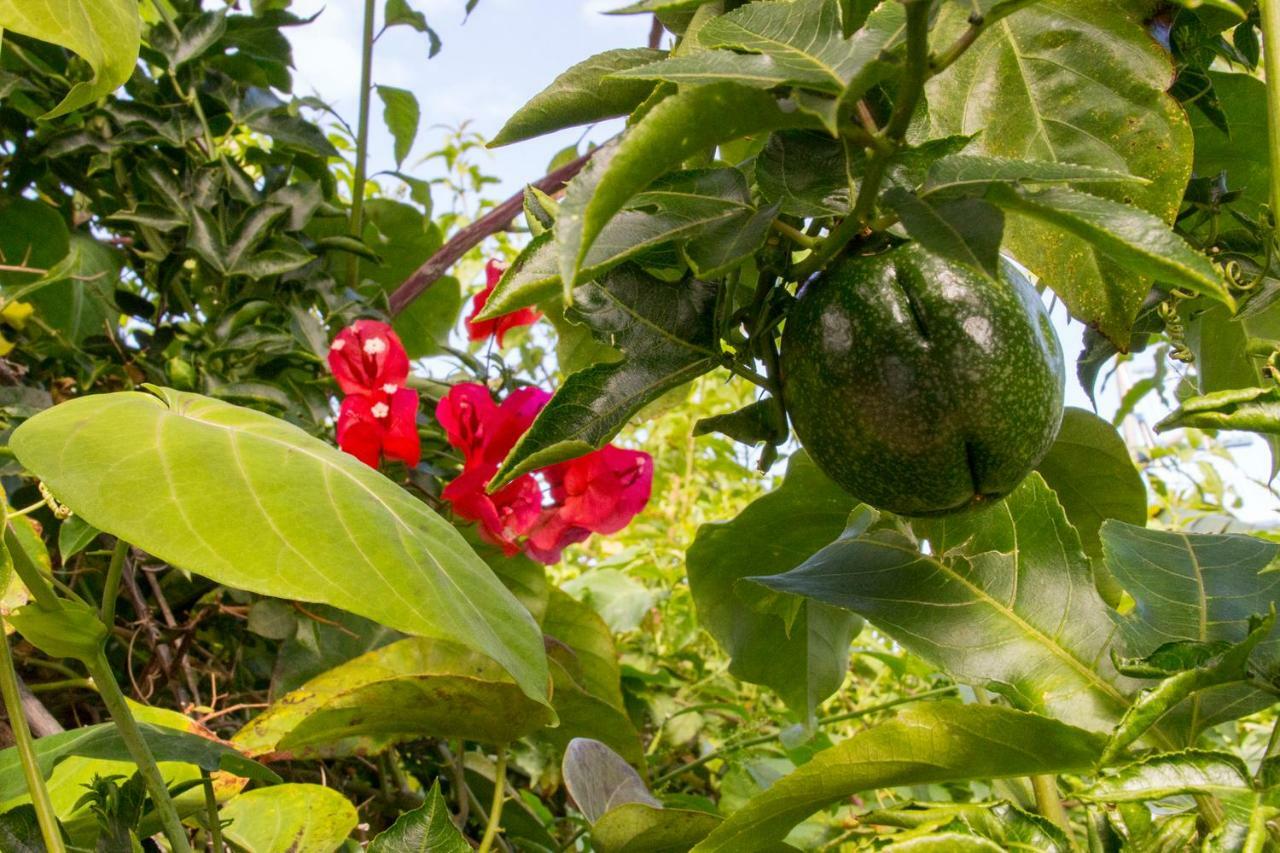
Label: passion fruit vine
xmin=780 ymin=244 xmax=1066 ymax=517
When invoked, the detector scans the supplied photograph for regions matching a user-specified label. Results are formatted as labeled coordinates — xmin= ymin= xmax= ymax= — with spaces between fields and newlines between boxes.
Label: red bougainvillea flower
xmin=435 ymin=383 xmax=551 ymax=552
xmin=465 ymin=260 xmax=542 ymax=347
xmin=525 ymin=446 xmax=653 ymax=564
xmin=336 ymin=387 xmax=422 ymax=469
xmin=328 ymin=319 xmax=410 ymax=396
xmin=436 ymin=382 xmax=653 ymax=562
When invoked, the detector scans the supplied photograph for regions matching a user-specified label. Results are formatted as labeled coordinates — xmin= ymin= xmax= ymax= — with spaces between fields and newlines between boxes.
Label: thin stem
xmin=929 ymin=0 xmax=1039 ymax=77
xmin=86 ymin=650 xmax=193 ymax=853
xmin=99 ymin=539 xmax=128 ymax=626
xmin=651 ymin=686 xmax=957 ymax=788
xmin=27 ymin=678 xmax=94 ymax=694
xmin=1261 ymin=0 xmax=1280 ymax=230
xmin=770 ymin=219 xmax=817 ymax=249
xmin=347 ymin=0 xmax=379 ymax=290
xmin=477 ymin=745 xmax=509 ymax=853
xmin=1030 ymin=774 xmax=1074 ymax=843
xmin=149 ymin=0 xmax=219 ymax=158
xmin=883 ymin=0 xmax=932 ymax=142
xmin=0 ymin=616 xmax=65 ymax=852
xmin=202 ymin=769 xmax=225 ymax=853
xmin=5 ymin=524 xmax=59 ymax=612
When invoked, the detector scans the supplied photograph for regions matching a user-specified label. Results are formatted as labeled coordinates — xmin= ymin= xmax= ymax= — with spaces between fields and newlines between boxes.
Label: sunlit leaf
xmin=220 ymin=784 xmax=357 ymax=853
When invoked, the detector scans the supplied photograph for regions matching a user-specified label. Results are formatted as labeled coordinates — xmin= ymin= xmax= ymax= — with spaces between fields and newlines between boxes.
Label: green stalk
xmin=202 ymin=769 xmax=224 ymax=853
xmin=86 ymin=649 xmax=193 ymax=853
xmin=476 ymin=745 xmax=509 ymax=853
xmin=1262 ymin=0 xmax=1280 ymax=230
xmin=347 ymin=0 xmax=378 ymax=290
xmin=1030 ymin=774 xmax=1074 ymax=844
xmin=0 ymin=617 xmax=65 ymax=852
xmin=99 ymin=539 xmax=128 ymax=626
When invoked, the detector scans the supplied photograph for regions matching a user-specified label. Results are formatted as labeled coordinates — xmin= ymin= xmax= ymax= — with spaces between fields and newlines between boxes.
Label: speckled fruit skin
xmin=780 ymin=244 xmax=1065 ymax=517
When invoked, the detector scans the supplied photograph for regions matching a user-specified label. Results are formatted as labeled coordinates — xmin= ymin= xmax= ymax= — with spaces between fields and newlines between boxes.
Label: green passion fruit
xmin=780 ymin=244 xmax=1065 ymax=517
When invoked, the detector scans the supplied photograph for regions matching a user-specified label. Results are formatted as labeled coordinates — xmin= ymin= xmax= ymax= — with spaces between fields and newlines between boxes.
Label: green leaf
xmin=172 ymin=10 xmax=228 ymax=68
xmin=920 ymin=155 xmax=1145 ymax=197
xmin=563 ymin=738 xmax=658 ymax=823
xmin=475 ymin=232 xmax=559 ymax=321
xmin=693 ymin=399 xmax=787 ymax=447
xmin=1156 ymin=385 xmax=1280 ymax=435
xmin=491 ymin=266 xmax=718 ymax=488
xmin=0 ymin=0 xmax=141 ymax=117
xmin=755 ymin=131 xmax=851 ymax=218
xmin=8 ymin=600 xmax=106 ymax=663
xmin=882 ymin=190 xmax=1004 ymax=278
xmin=56 ymin=516 xmax=99 ymax=560
xmin=368 ymin=780 xmax=469 ymax=853
xmin=756 ymin=475 xmax=1136 ymax=730
xmin=233 ymin=637 xmax=554 ymax=759
xmin=594 ymin=803 xmax=723 ymax=853
xmin=10 ymin=388 xmax=551 ymax=709
xmin=925 ymin=0 xmax=1196 ymax=344
xmin=1034 ymin=407 xmax=1147 ymax=560
xmin=1190 ymin=72 xmax=1270 ymax=223
xmin=691 ymin=703 xmax=1104 ymax=853
xmin=26 ymin=235 xmax=120 ymax=346
xmin=0 ymin=198 xmax=70 ymax=298
xmin=557 ymin=84 xmax=812 ymax=288
xmin=220 ymin=784 xmax=357 ymax=853
xmin=985 ymin=185 xmax=1233 ymax=310
xmin=686 ymin=452 xmax=862 ymax=716
xmin=491 ymin=48 xmax=666 ymax=147
xmin=607 ymin=0 xmax=712 ymax=13
xmin=1080 ymin=750 xmax=1253 ymax=804
xmin=864 ymin=801 xmax=1069 ymax=852
xmin=1102 ymin=522 xmax=1280 ymax=737
xmin=1100 ymin=611 xmax=1274 ymax=765
xmin=0 ymin=720 xmax=279 ymax=805
xmin=0 ymin=806 xmax=47 ymax=852
xmin=377 ymin=86 xmax=421 ymax=169
xmin=271 ymin=605 xmax=402 ymax=697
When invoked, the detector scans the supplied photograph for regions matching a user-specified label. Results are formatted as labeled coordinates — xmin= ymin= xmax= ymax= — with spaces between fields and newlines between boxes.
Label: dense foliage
xmin=1 ymin=0 xmax=1280 ymax=851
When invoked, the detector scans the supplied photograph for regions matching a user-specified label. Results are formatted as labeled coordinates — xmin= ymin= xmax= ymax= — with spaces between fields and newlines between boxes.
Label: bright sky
xmin=288 ymin=0 xmax=1280 ymax=523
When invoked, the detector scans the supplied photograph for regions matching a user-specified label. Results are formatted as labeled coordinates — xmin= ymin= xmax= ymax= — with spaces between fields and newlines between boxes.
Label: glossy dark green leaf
xmin=926 ymin=0 xmax=1195 ymax=344
xmin=0 ymin=0 xmax=141 ymax=117
xmin=475 ymin=232 xmax=559 ymax=320
xmin=172 ymin=10 xmax=227 ymax=67
xmin=0 ymin=721 xmax=279 ymax=803
xmin=220 ymin=784 xmax=357 ymax=853
xmin=882 ymin=189 xmax=1003 ymax=278
xmin=686 ymin=452 xmax=862 ymax=715
xmin=921 ymin=155 xmax=1143 ymax=197
xmin=1103 ymin=522 xmax=1280 ymax=737
xmin=492 ymin=266 xmax=718 ymax=487
xmin=692 ymin=703 xmax=1105 ymax=853
xmin=557 ymin=84 xmax=812 ymax=288
xmin=563 ymin=738 xmax=659 ymax=823
xmin=11 ymin=389 xmax=551 ymax=708
xmin=1156 ymin=385 xmax=1280 ymax=435
xmin=377 ymin=86 xmax=420 ymax=169
xmin=368 ymin=780 xmax=468 ymax=853
xmin=758 ymin=475 xmax=1136 ymax=730
xmin=491 ymin=48 xmax=665 ymax=147
xmin=1034 ymin=407 xmax=1147 ymax=559
xmin=986 ymin=185 xmax=1231 ymax=309
xmin=1101 ymin=611 xmax=1273 ymax=765
xmin=755 ymin=131 xmax=851 ymax=218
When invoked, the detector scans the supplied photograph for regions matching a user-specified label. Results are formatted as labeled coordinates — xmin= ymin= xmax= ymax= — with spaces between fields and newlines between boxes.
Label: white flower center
xmin=383 ymin=383 xmax=398 ymax=394
xmin=363 ymin=337 xmax=388 ymax=355
xmin=371 ymin=402 xmax=390 ymax=419
xmin=330 ymin=338 xmax=345 ymax=351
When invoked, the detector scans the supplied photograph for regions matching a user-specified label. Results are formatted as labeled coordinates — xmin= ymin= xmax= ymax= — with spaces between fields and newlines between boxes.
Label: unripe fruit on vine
xmin=780 ymin=244 xmax=1065 ymax=517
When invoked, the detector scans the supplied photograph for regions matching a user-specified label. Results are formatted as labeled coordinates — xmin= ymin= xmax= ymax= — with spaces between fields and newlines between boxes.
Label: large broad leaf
xmin=369 ymin=780 xmax=469 ymax=853
xmin=0 ymin=0 xmax=141 ymax=117
xmin=755 ymin=131 xmax=852 ymax=218
xmin=1190 ymin=72 xmax=1270 ymax=223
xmin=685 ymin=451 xmax=862 ymax=716
xmin=557 ymin=83 xmax=812 ymax=287
xmin=232 ymin=637 xmax=555 ymax=759
xmin=24 ymin=235 xmax=119 ymax=346
xmin=593 ymin=803 xmax=724 ymax=853
xmin=0 ymin=720 xmax=276 ymax=804
xmin=1102 ymin=522 xmax=1280 ymax=738
xmin=691 ymin=703 xmax=1105 ymax=853
xmin=925 ymin=0 xmax=1194 ymax=344
xmin=1034 ymin=407 xmax=1147 ymax=559
xmin=10 ymin=388 xmax=551 ymax=707
xmin=491 ymin=48 xmax=665 ymax=147
xmin=563 ymin=738 xmax=659 ymax=823
xmin=220 ymin=784 xmax=357 ymax=853
xmin=491 ymin=266 xmax=718 ymax=487
xmin=755 ymin=475 xmax=1137 ymax=731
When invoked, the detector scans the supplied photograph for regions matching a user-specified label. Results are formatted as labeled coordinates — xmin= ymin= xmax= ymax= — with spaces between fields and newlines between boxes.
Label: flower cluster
xmin=436 ymin=382 xmax=653 ymax=564
xmin=465 ymin=259 xmax=541 ymax=346
xmin=328 ymin=320 xmax=421 ymax=469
